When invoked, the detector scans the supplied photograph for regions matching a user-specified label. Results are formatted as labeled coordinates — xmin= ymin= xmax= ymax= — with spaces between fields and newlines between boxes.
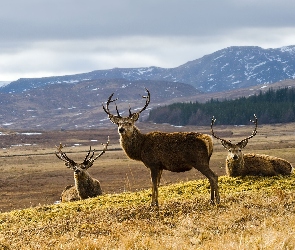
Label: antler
xmin=211 ymin=114 xmax=258 ymax=149
xmin=81 ymin=137 xmax=110 ymax=170
xmin=211 ymin=116 xmax=232 ymax=146
xmin=238 ymin=114 xmax=258 ymax=145
xmin=55 ymin=143 xmax=77 ymax=169
xmin=133 ymin=88 xmax=150 ymax=116
xmin=102 ymin=88 xmax=150 ymax=119
xmin=102 ymin=93 xmax=121 ymax=117
xmin=56 ymin=138 xmax=110 ymax=170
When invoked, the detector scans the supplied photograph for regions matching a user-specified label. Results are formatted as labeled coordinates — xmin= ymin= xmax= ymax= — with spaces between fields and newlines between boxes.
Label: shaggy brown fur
xmin=226 ymin=152 xmax=293 ymax=177
xmin=60 ymin=185 xmax=80 ymax=202
xmin=58 ymin=165 xmax=103 ymax=202
xmin=56 ymin=141 xmax=108 ymax=202
xmin=211 ymin=116 xmax=293 ymax=177
xmin=73 ymin=168 xmax=102 ymax=199
xmin=103 ymin=89 xmax=220 ymax=206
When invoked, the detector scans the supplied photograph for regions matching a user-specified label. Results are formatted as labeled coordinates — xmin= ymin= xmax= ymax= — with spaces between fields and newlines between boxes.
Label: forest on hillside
xmin=147 ymin=87 xmax=295 ymax=125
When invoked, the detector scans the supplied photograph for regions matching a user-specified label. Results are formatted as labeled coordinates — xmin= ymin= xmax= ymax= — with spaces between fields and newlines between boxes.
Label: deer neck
xmin=226 ymin=154 xmax=245 ymax=176
xmin=119 ymin=126 xmax=145 ymax=161
xmin=74 ymin=171 xmax=94 ymax=199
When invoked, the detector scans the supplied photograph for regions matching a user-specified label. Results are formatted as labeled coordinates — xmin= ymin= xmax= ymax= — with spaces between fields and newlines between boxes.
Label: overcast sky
xmin=1 ymin=0 xmax=295 ymax=82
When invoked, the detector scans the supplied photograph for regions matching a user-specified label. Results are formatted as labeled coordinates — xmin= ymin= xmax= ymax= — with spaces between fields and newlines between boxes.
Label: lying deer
xmin=103 ymin=88 xmax=220 ymax=206
xmin=55 ymin=139 xmax=109 ymax=202
xmin=211 ymin=115 xmax=293 ymax=177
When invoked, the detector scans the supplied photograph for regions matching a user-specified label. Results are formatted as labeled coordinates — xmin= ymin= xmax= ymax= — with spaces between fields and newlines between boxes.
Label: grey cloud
xmin=1 ymin=0 xmax=295 ymax=81
xmin=1 ymin=0 xmax=295 ymax=41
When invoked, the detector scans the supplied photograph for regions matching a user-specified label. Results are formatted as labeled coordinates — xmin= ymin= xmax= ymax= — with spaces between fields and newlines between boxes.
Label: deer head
xmin=211 ymin=115 xmax=258 ymax=161
xmin=55 ymin=138 xmax=109 ymax=174
xmin=102 ymin=88 xmax=150 ymax=136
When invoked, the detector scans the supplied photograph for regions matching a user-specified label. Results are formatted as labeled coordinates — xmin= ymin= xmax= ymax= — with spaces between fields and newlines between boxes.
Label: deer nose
xmin=119 ymin=127 xmax=125 ymax=133
xmin=74 ymin=169 xmax=81 ymax=174
xmin=233 ymin=154 xmax=238 ymax=160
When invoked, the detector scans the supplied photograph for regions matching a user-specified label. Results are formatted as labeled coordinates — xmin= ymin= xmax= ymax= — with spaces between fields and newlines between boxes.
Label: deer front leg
xmin=199 ymin=167 xmax=220 ymax=205
xmin=150 ymin=168 xmax=161 ymax=206
xmin=157 ymin=169 xmax=163 ymax=187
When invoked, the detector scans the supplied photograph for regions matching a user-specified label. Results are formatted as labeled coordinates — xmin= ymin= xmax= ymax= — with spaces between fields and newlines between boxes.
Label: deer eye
xmin=228 ymin=149 xmax=232 ymax=152
xmin=239 ymin=149 xmax=242 ymax=152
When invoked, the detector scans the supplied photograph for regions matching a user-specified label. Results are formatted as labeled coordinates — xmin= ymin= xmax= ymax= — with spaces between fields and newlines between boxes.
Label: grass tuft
xmin=1 ymin=174 xmax=295 ymax=249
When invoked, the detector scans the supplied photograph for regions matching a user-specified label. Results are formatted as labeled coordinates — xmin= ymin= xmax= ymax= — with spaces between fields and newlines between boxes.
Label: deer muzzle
xmin=118 ymin=127 xmax=125 ymax=134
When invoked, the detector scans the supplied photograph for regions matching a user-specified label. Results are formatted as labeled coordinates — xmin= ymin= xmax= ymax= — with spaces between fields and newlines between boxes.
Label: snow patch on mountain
xmin=2 ymin=45 xmax=295 ymax=94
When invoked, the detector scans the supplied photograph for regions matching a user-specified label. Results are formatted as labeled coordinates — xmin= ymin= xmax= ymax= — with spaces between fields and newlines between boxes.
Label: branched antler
xmin=55 ymin=143 xmax=77 ymax=169
xmin=81 ymin=137 xmax=110 ymax=169
xmin=211 ymin=116 xmax=232 ymax=145
xmin=102 ymin=88 xmax=150 ymax=120
xmin=134 ymin=88 xmax=150 ymax=116
xmin=239 ymin=114 xmax=258 ymax=143
xmin=102 ymin=93 xmax=120 ymax=117
xmin=211 ymin=116 xmax=221 ymax=140
xmin=55 ymin=137 xmax=110 ymax=170
xmin=211 ymin=114 xmax=258 ymax=149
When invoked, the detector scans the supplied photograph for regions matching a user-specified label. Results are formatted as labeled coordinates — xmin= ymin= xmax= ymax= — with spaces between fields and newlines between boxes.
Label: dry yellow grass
xmin=0 ymin=175 xmax=295 ymax=250
xmin=1 ymin=123 xmax=295 ymax=249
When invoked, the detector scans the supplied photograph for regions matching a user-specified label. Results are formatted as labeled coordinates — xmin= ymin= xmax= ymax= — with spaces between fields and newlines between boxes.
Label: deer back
xmin=243 ymin=153 xmax=293 ymax=176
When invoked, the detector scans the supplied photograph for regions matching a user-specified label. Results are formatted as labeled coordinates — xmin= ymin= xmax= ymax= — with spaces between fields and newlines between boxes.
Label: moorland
xmin=1 ymin=122 xmax=295 ymax=249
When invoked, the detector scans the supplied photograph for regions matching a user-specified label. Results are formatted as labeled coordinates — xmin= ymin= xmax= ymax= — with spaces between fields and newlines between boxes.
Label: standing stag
xmin=102 ymin=88 xmax=220 ymax=206
xmin=55 ymin=138 xmax=109 ymax=202
xmin=211 ymin=115 xmax=293 ymax=177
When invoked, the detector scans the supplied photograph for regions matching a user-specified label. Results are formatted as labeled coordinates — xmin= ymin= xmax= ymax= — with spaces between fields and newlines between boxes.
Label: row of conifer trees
xmin=147 ymin=87 xmax=295 ymax=125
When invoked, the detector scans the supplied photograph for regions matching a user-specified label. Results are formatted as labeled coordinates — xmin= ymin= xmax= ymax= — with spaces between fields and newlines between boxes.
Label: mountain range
xmin=2 ymin=45 xmax=295 ymax=94
xmin=1 ymin=45 xmax=295 ymax=130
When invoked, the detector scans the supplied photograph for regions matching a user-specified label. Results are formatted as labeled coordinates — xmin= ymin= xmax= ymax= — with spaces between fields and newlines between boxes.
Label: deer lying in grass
xmin=211 ymin=115 xmax=293 ymax=177
xmin=55 ymin=139 xmax=109 ymax=202
xmin=102 ymin=88 xmax=220 ymax=206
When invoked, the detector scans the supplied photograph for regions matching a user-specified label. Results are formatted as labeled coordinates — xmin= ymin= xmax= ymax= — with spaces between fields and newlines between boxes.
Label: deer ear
xmin=220 ymin=140 xmax=233 ymax=150
xmin=131 ymin=113 xmax=140 ymax=122
xmin=237 ymin=139 xmax=248 ymax=149
xmin=109 ymin=114 xmax=120 ymax=124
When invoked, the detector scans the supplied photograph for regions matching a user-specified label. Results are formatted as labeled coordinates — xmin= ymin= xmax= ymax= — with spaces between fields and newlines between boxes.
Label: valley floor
xmin=1 ymin=122 xmax=295 ymax=212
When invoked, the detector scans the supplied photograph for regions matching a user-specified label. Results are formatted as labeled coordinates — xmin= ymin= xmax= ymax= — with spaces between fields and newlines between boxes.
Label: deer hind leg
xmin=199 ymin=167 xmax=220 ymax=205
xmin=150 ymin=168 xmax=161 ymax=206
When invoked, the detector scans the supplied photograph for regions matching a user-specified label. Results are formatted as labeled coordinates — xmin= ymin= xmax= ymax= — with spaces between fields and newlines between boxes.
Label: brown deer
xmin=211 ymin=115 xmax=293 ymax=177
xmin=55 ymin=139 xmax=109 ymax=202
xmin=102 ymin=88 xmax=220 ymax=206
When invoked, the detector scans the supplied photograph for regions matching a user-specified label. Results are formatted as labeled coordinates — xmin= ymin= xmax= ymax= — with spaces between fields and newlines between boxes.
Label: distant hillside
xmin=148 ymin=85 xmax=295 ymax=126
xmin=1 ymin=45 xmax=295 ymax=94
xmin=0 ymin=79 xmax=200 ymax=130
xmin=1 ymin=78 xmax=295 ymax=130
xmin=196 ymin=79 xmax=295 ymax=102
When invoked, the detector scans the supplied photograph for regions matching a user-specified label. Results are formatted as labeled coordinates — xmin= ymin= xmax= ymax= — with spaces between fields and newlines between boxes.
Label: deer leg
xmin=198 ymin=168 xmax=220 ymax=205
xmin=157 ymin=169 xmax=163 ymax=187
xmin=150 ymin=168 xmax=160 ymax=206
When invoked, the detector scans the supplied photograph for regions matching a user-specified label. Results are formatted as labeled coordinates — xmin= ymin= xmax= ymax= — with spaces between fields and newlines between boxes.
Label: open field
xmin=1 ymin=122 xmax=295 ymax=249
xmin=1 ymin=122 xmax=295 ymax=213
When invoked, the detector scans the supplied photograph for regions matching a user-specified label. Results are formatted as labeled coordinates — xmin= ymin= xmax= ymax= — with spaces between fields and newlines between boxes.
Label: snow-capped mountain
xmin=1 ymin=45 xmax=295 ymax=94
xmin=177 ymin=45 xmax=295 ymax=92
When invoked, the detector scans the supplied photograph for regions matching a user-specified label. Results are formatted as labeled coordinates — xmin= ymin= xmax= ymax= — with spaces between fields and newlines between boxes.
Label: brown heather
xmin=0 ymin=175 xmax=295 ymax=250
